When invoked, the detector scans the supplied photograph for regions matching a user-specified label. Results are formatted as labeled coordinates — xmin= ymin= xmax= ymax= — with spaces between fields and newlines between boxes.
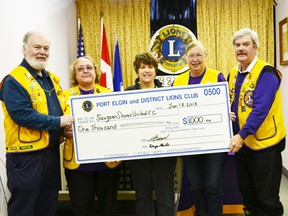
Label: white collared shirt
xmin=237 ymin=56 xmax=258 ymax=74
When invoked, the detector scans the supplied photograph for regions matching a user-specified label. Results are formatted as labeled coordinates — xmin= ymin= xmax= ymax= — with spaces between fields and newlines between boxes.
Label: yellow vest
xmin=173 ymin=67 xmax=220 ymax=86
xmin=2 ymin=66 xmax=66 ymax=153
xmin=63 ymin=85 xmax=120 ymax=170
xmin=228 ymin=59 xmax=286 ymax=149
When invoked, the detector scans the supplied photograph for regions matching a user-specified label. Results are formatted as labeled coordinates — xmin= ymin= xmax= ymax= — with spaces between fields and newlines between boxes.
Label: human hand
xmin=105 ymin=161 xmax=121 ymax=168
xmin=229 ymin=134 xmax=244 ymax=153
xmin=60 ymin=114 xmax=74 ymax=128
xmin=229 ymin=112 xmax=236 ymax=122
xmin=64 ymin=125 xmax=73 ymax=138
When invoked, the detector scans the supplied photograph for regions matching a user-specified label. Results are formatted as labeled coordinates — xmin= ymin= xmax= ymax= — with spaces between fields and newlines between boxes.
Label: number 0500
xmin=203 ymin=88 xmax=220 ymax=96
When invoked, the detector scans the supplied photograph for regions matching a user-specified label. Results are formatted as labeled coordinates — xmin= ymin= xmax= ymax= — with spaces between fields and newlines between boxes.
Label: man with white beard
xmin=0 ymin=31 xmax=74 ymax=216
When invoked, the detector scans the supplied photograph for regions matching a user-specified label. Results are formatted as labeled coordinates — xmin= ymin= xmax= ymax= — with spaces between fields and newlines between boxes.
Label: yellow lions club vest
xmin=2 ymin=66 xmax=66 ymax=153
xmin=228 ymin=59 xmax=286 ymax=150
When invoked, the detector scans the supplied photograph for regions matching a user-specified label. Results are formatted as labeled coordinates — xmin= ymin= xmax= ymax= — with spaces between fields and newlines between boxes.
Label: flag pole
xmin=77 ymin=18 xmax=80 ymax=31
xmin=100 ymin=14 xmax=103 ymax=62
xmin=113 ymin=31 xmax=117 ymax=75
xmin=112 ymin=31 xmax=117 ymax=77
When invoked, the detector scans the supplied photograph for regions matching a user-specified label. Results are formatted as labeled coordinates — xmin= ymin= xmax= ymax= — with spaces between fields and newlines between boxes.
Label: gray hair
xmin=22 ymin=31 xmax=50 ymax=49
xmin=232 ymin=28 xmax=260 ymax=48
xmin=185 ymin=40 xmax=206 ymax=55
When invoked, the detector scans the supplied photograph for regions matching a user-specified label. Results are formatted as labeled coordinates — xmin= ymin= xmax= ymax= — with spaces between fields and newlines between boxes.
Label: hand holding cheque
xmin=69 ymin=82 xmax=233 ymax=164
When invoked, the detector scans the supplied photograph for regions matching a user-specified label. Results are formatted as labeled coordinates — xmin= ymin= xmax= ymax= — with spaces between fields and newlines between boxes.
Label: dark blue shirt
xmin=0 ymin=59 xmax=63 ymax=144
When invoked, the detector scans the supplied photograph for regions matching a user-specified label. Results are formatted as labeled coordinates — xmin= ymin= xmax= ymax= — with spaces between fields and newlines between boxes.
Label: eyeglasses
xmin=76 ymin=66 xmax=94 ymax=72
xmin=187 ymin=53 xmax=205 ymax=60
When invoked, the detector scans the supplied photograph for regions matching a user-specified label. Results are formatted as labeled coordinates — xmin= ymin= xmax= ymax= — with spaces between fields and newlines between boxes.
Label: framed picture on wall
xmin=279 ymin=17 xmax=288 ymax=65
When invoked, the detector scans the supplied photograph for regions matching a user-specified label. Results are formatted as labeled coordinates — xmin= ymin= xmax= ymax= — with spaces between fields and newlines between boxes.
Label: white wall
xmin=275 ymin=0 xmax=288 ymax=170
xmin=1 ymin=0 xmax=288 ymax=214
xmin=0 ymin=0 xmax=77 ymax=215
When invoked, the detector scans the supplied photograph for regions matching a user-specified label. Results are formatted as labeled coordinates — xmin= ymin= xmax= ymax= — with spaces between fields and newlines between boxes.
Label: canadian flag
xmin=100 ymin=18 xmax=113 ymax=90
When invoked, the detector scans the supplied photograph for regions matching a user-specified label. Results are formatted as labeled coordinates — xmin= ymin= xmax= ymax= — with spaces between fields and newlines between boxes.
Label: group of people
xmin=0 ymin=27 xmax=285 ymax=216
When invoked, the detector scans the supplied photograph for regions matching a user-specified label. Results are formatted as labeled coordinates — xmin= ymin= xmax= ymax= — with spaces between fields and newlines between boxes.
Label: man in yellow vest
xmin=228 ymin=28 xmax=286 ymax=216
xmin=0 ymin=31 xmax=74 ymax=216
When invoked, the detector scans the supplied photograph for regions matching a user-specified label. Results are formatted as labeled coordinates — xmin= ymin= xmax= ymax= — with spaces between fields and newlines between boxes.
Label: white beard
xmin=27 ymin=58 xmax=48 ymax=71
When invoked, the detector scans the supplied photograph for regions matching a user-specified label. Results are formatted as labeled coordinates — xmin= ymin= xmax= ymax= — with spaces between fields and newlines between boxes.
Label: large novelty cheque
xmin=70 ymin=82 xmax=233 ymax=164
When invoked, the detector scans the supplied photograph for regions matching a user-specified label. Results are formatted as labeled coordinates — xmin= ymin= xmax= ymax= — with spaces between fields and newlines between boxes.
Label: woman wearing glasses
xmin=173 ymin=41 xmax=227 ymax=216
xmin=63 ymin=56 xmax=120 ymax=216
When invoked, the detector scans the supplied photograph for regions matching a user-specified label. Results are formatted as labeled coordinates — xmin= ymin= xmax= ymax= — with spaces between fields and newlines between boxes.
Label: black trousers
xmin=127 ymin=157 xmax=177 ymax=216
xmin=65 ymin=166 xmax=121 ymax=216
xmin=235 ymin=139 xmax=285 ymax=216
xmin=6 ymin=146 xmax=60 ymax=216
